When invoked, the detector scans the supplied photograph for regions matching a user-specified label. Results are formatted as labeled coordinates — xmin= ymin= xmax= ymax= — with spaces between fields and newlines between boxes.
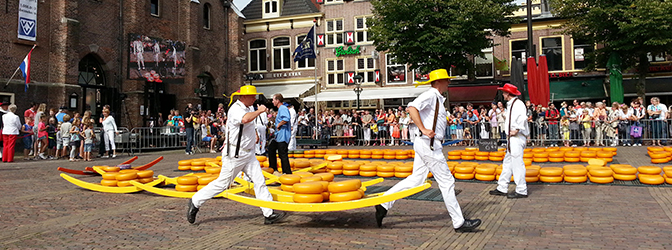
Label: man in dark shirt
xmin=545 ymin=103 xmax=560 ymax=147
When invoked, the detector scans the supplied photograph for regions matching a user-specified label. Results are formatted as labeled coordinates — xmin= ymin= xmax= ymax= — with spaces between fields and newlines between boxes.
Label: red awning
xmin=447 ymin=85 xmax=500 ymax=104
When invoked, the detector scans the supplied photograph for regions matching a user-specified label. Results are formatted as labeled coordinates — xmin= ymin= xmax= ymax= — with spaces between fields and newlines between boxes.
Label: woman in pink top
xmin=37 ymin=115 xmax=49 ymax=159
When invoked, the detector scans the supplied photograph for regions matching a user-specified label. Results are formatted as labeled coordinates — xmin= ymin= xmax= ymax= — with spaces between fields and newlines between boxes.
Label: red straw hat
xmin=498 ymin=83 xmax=521 ymax=96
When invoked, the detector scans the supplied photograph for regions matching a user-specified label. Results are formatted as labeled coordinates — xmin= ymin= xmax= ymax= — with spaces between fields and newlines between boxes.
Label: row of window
xmin=325 ymin=55 xmax=426 ymax=85
xmin=151 ymin=0 xmax=212 ymax=29
xmin=325 ymin=17 xmax=373 ymax=45
xmin=249 ymin=36 xmax=316 ymax=72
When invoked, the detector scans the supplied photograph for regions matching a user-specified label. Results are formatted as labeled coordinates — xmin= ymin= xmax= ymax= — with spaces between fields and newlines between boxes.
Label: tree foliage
xmin=551 ymin=0 xmax=672 ymax=98
xmin=368 ymin=0 xmax=518 ymax=78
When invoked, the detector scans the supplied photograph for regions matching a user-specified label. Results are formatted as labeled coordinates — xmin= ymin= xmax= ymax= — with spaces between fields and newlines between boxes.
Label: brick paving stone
xmin=1 ymin=146 xmax=672 ymax=249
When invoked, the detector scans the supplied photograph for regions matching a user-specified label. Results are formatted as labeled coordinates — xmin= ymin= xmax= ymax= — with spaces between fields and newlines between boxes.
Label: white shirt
xmin=505 ymin=97 xmax=529 ymax=136
xmin=133 ymin=40 xmax=144 ymax=54
xmin=102 ymin=116 xmax=118 ymax=132
xmin=289 ymin=107 xmax=297 ymax=131
xmin=1 ymin=111 xmax=21 ymax=135
xmin=298 ymin=114 xmax=308 ymax=126
xmin=648 ymin=104 xmax=668 ymax=120
xmin=407 ymin=87 xmax=446 ymax=141
xmin=226 ymin=100 xmax=257 ymax=153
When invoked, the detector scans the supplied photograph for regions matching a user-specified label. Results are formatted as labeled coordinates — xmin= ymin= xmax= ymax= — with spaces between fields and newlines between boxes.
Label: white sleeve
xmin=407 ymin=91 xmax=432 ymax=112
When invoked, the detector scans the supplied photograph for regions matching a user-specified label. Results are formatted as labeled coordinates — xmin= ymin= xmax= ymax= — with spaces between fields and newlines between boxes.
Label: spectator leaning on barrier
xmin=647 ymin=97 xmax=667 ymax=146
xmin=630 ymin=99 xmax=644 ymax=146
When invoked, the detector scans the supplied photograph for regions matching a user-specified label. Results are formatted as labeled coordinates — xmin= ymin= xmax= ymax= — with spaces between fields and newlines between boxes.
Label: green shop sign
xmin=334 ymin=46 xmax=361 ymax=57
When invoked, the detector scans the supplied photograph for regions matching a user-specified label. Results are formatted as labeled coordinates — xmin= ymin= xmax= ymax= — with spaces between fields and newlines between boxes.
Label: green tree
xmin=368 ymin=0 xmax=518 ymax=79
xmin=551 ymin=0 xmax=672 ymax=101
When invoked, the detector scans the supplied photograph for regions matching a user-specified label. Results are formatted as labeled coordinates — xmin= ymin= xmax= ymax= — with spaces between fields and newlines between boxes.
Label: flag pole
xmin=313 ymin=20 xmax=318 ymax=139
xmin=5 ymin=44 xmax=36 ymax=89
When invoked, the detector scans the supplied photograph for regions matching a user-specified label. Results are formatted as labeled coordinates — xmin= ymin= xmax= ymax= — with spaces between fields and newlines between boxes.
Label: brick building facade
xmin=0 ymin=0 xmax=245 ymax=127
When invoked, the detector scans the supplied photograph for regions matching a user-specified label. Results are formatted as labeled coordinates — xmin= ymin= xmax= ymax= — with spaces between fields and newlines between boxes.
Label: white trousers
xmin=497 ymin=135 xmax=527 ymax=195
xmin=191 ymin=150 xmax=273 ymax=217
xmin=288 ymin=127 xmax=297 ymax=150
xmin=255 ymin=125 xmax=266 ymax=155
xmin=363 ymin=127 xmax=371 ymax=141
xmin=381 ymin=137 xmax=465 ymax=229
xmin=104 ymin=130 xmax=116 ymax=151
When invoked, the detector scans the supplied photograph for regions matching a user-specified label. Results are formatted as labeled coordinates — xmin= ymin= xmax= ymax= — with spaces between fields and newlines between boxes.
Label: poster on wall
xmin=128 ymin=34 xmax=186 ymax=84
xmin=18 ymin=0 xmax=37 ymax=41
xmin=414 ymin=70 xmax=430 ymax=83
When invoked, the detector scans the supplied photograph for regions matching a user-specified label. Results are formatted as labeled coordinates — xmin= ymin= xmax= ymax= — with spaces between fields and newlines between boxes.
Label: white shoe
xmin=101 ymin=155 xmax=109 ymax=158
xmin=112 ymin=154 xmax=117 ymax=158
xmin=210 ymin=150 xmax=216 ymax=153
xmin=39 ymin=153 xmax=47 ymax=160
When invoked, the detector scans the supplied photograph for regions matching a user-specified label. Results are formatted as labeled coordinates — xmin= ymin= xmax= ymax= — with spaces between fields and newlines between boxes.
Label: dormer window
xmin=263 ymin=0 xmax=280 ymax=18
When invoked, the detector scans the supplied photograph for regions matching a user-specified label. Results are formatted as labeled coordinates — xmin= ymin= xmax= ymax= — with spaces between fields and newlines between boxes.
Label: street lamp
xmin=352 ymin=74 xmax=363 ymax=109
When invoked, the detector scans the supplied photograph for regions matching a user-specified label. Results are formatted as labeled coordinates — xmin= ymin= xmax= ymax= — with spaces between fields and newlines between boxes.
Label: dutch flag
xmin=19 ymin=47 xmax=34 ymax=92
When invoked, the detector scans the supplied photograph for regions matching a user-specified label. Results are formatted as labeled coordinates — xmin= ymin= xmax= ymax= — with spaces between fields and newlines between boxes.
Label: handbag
xmin=630 ymin=123 xmax=642 ymax=137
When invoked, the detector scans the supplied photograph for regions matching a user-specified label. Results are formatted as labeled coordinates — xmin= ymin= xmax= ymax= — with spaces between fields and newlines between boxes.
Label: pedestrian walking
xmin=490 ymin=83 xmax=529 ymax=198
xmin=374 ymin=69 xmax=481 ymax=232
xmin=187 ymin=85 xmax=286 ymax=225
xmin=268 ymin=94 xmax=292 ymax=175
xmin=2 ymin=104 xmax=21 ymax=162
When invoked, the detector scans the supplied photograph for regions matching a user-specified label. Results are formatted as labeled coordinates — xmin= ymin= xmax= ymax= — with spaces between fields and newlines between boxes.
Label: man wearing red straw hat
xmin=490 ymin=83 xmax=529 ymax=198
xmin=188 ymin=85 xmax=286 ymax=225
xmin=375 ymin=69 xmax=482 ymax=232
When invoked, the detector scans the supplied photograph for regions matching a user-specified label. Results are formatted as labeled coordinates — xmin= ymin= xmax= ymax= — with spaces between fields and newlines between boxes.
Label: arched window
xmin=272 ymin=37 xmax=291 ymax=70
xmin=78 ymin=54 xmax=106 ymax=86
xmin=249 ymin=39 xmax=267 ymax=72
xmin=203 ymin=3 xmax=211 ymax=29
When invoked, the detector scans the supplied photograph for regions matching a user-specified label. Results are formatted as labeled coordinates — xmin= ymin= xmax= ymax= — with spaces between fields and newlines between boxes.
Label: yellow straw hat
xmin=413 ymin=69 xmax=456 ymax=87
xmin=226 ymin=85 xmax=263 ymax=106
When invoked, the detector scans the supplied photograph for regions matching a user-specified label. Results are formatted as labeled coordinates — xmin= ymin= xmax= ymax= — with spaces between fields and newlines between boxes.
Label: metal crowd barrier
xmin=122 ymin=126 xmax=187 ymax=154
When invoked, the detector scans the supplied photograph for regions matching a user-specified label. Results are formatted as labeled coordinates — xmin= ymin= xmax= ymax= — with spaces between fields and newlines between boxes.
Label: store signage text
xmin=548 ymin=72 xmax=574 ymax=78
xmin=267 ymin=72 xmax=302 ymax=78
xmin=335 ymin=46 xmax=361 ymax=57
xmin=649 ymin=65 xmax=672 ymax=73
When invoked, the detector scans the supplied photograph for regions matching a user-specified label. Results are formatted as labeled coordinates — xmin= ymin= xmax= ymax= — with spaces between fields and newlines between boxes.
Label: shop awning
xmin=255 ymin=84 xmax=315 ymax=99
xmin=549 ymin=79 xmax=606 ymax=101
xmin=623 ymin=77 xmax=672 ymax=97
xmin=303 ymin=86 xmax=431 ymax=102
xmin=447 ymin=85 xmax=500 ymax=104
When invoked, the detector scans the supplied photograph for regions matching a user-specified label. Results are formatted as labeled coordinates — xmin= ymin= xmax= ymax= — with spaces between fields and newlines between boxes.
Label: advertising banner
xmin=128 ymin=34 xmax=186 ymax=84
xmin=18 ymin=0 xmax=38 ymax=41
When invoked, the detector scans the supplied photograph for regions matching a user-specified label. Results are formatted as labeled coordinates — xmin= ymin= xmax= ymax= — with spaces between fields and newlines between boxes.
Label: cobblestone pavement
xmin=1 ymin=146 xmax=671 ymax=249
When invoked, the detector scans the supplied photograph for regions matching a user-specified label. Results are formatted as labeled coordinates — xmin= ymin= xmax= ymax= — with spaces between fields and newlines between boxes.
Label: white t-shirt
xmin=648 ymin=104 xmax=668 ymax=120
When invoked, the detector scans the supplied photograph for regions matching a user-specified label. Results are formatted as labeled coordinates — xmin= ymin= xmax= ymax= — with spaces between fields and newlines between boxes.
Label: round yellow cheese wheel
xmin=523 ymin=152 xmax=534 ymax=158
xmin=138 ymin=177 xmax=154 ymax=184
xmin=102 ymin=166 xmax=120 ymax=172
xmin=489 ymin=156 xmax=504 ymax=162
xmin=454 ymin=165 xmax=475 ymax=174
xmin=191 ymin=161 xmax=205 ymax=166
xmin=359 ymin=171 xmax=377 ymax=177
xmin=314 ymin=172 xmax=335 ymax=182
xmin=395 ymin=165 xmax=413 ymax=172
xmin=394 ymin=172 xmax=412 ymax=178
xmin=524 ymin=159 xmax=533 ymax=165
xmin=448 ymin=156 xmax=462 ymax=160
xmin=293 ymin=193 xmax=324 ymax=203
xmin=116 ymin=172 xmax=138 ymax=181
xmin=464 ymin=147 xmax=478 ymax=152
xmin=475 ymin=174 xmax=495 ymax=181
xmin=474 ymin=156 xmax=489 ymax=161
xmin=377 ymin=165 xmax=395 ymax=172
xmin=377 ymin=171 xmax=395 ymax=178
xmin=533 ymin=157 xmax=548 ymax=163
xmin=580 ymin=151 xmax=597 ymax=157
xmin=293 ymin=182 xmax=325 ymax=194
xmin=651 ymin=158 xmax=669 ymax=164
xmin=448 ymin=151 xmax=461 ymax=156
xmin=638 ymin=166 xmax=662 ymax=175
xmin=475 ymin=152 xmax=489 ymax=156
xmin=454 ymin=173 xmax=475 ymax=180
xmin=533 ymin=152 xmax=549 ymax=158
xmin=177 ymin=176 xmax=199 ymax=185
xmin=525 ymin=176 xmax=539 ymax=182
xmin=564 ymin=176 xmax=587 ymax=183
xmin=548 ymin=157 xmax=564 ymax=163
xmin=136 ymin=170 xmax=154 ymax=178
xmin=205 ymin=167 xmax=222 ymax=174
xmin=175 ymin=184 xmax=197 ymax=192
xmin=540 ymin=176 xmax=563 ymax=183
xmin=294 ymin=172 xmax=314 ymax=178
xmin=281 ymin=184 xmax=295 ymax=192
xmin=100 ymin=179 xmax=118 ymax=186
xmin=564 ymin=157 xmax=580 ymax=162
xmin=342 ymin=164 xmax=360 ymax=170
xmin=117 ymin=180 xmax=134 ymax=187
xmin=612 ymin=166 xmax=637 ymax=175
xmin=191 ymin=166 xmax=205 ymax=171
xmin=102 ymin=172 xmax=120 ymax=180
xmin=279 ymin=174 xmax=301 ymax=185
xmin=539 ymin=167 xmax=563 ymax=177
xmin=526 ymin=165 xmax=541 ymax=171
xmin=178 ymin=160 xmax=192 ymax=165
xmin=119 ymin=169 xmax=138 ymax=174
xmin=564 ymin=151 xmax=580 ymax=158
xmin=461 ymin=155 xmax=475 ymax=160
xmin=525 ymin=169 xmax=539 ymax=177
xmin=564 ymin=168 xmax=587 ymax=177
xmin=613 ymin=173 xmax=637 ymax=181
xmin=359 ymin=165 xmax=377 ymax=171
xmin=300 ymin=176 xmax=323 ymax=183
xmin=589 ymin=176 xmax=613 ymax=184
xmin=178 ymin=165 xmax=191 ymax=171
xmin=475 ymin=166 xmax=496 ymax=175
xmin=343 ymin=170 xmax=360 ymax=176
xmin=489 ymin=151 xmax=505 ymax=157
xmin=639 ymin=174 xmax=665 ymax=185
xmin=329 ymin=190 xmax=362 ymax=202
xmin=548 ymin=152 xmax=564 ymax=158
xmin=198 ymin=176 xmax=217 ymax=185
xmin=329 ymin=170 xmax=343 ymax=175
xmin=589 ymin=168 xmax=613 ymax=177
xmin=328 ymin=179 xmax=362 ymax=193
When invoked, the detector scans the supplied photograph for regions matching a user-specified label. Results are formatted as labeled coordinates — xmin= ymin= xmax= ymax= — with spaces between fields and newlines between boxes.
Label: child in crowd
xmin=560 ymin=116 xmax=570 ymax=147
xmin=69 ymin=119 xmax=81 ymax=162
xmin=200 ymin=123 xmax=217 ymax=153
xmin=464 ymin=127 xmax=472 ymax=146
xmin=83 ymin=123 xmax=94 ymax=161
xmin=60 ymin=115 xmax=72 ymax=160
xmin=37 ymin=115 xmax=49 ymax=160
xmin=47 ymin=118 xmax=57 ymax=159
xmin=20 ymin=117 xmax=33 ymax=160
xmin=55 ymin=123 xmax=62 ymax=159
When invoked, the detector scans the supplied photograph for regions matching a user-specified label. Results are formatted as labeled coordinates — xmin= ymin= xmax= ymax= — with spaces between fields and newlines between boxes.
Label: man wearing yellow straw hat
xmin=188 ymin=85 xmax=286 ymax=225
xmin=375 ymin=69 xmax=482 ymax=232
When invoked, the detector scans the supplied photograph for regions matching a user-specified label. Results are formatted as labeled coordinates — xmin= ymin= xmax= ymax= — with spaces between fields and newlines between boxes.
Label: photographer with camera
xmin=184 ymin=108 xmax=197 ymax=155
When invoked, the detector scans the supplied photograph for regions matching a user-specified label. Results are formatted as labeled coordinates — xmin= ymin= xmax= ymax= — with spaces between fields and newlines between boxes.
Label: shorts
xmin=84 ymin=144 xmax=93 ymax=152
xmin=62 ymin=137 xmax=70 ymax=147
xmin=56 ymin=138 xmax=63 ymax=150
xmin=38 ymin=136 xmax=47 ymax=140
xmin=202 ymin=137 xmax=212 ymax=142
xmin=22 ymin=136 xmax=33 ymax=149
xmin=48 ymin=138 xmax=56 ymax=149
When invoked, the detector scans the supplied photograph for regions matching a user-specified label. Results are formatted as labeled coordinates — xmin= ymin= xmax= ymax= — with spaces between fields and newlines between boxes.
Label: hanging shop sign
xmin=334 ymin=46 xmax=361 ymax=57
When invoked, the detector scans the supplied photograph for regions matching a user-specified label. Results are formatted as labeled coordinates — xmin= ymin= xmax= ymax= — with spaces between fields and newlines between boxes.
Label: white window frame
xmin=325 ymin=0 xmax=343 ymax=4
xmin=326 ymin=58 xmax=345 ymax=85
xmin=0 ymin=92 xmax=15 ymax=105
xmin=150 ymin=0 xmax=160 ymax=17
xmin=356 ymin=56 xmax=376 ymax=84
xmin=272 ymin=37 xmax=292 ymax=71
xmin=385 ymin=54 xmax=407 ymax=85
xmin=325 ymin=18 xmax=344 ymax=47
xmin=295 ymin=34 xmax=316 ymax=69
xmin=248 ymin=39 xmax=267 ymax=72
xmin=540 ymin=36 xmax=565 ymax=72
xmin=263 ymin=0 xmax=280 ymax=18
xmin=355 ymin=16 xmax=373 ymax=44
xmin=475 ymin=47 xmax=494 ymax=78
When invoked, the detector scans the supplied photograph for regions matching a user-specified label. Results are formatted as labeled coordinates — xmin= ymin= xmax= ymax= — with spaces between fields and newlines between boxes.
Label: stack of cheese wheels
xmin=294 ymin=160 xmax=311 ymax=170
xmin=580 ymin=151 xmax=597 ymax=163
xmin=447 ymin=151 xmax=462 ymax=160
xmin=648 ymin=147 xmax=671 ymax=164
xmin=314 ymin=149 xmax=326 ymax=159
xmin=488 ymin=151 xmax=505 ymax=161
xmin=303 ymin=150 xmax=315 ymax=159
xmin=381 ymin=150 xmax=394 ymax=160
xmin=596 ymin=151 xmax=614 ymax=163
xmin=377 ymin=164 xmax=395 ymax=178
xmin=177 ymin=160 xmax=193 ymax=171
xmin=360 ymin=150 xmax=372 ymax=159
xmin=335 ymin=150 xmax=348 ymax=158
xmin=494 ymin=165 xmax=514 ymax=182
xmin=563 ymin=165 xmax=587 ymax=183
xmin=359 ymin=163 xmax=378 ymax=177
xmin=447 ymin=161 xmax=458 ymax=174
xmin=293 ymin=150 xmax=305 ymax=158
xmin=475 ymin=164 xmax=496 ymax=181
xmin=610 ymin=164 xmax=637 ymax=181
xmin=461 ymin=150 xmax=476 ymax=161
xmin=525 ymin=165 xmax=540 ymax=182
xmin=407 ymin=150 xmax=415 ymax=159
xmin=563 ymin=151 xmax=580 ymax=163
xmin=175 ymin=175 xmax=199 ymax=192
xmin=108 ymin=169 xmax=150 ymax=187
xmin=328 ymin=179 xmax=364 ymax=202
xmin=279 ymin=174 xmax=302 ymax=192
xmin=394 ymin=163 xmax=413 ymax=178
xmin=292 ymin=178 xmax=328 ymax=203
xmin=342 ymin=162 xmax=360 ymax=176
xmin=190 ymin=159 xmax=206 ymax=171
xmin=637 ymin=166 xmax=664 ymax=185
xmin=533 ymin=152 xmax=549 ymax=163
xmin=454 ymin=164 xmax=475 ymax=180
xmin=663 ymin=166 xmax=672 ymax=185
xmin=197 ymin=174 xmax=217 ymax=190
xmin=395 ymin=150 xmax=409 ymax=160
xmin=370 ymin=150 xmax=382 ymax=159
xmin=256 ymin=155 xmax=267 ymax=162
xmin=548 ymin=151 xmax=564 ymax=163
xmin=540 ymin=167 xmax=563 ymax=183
xmin=474 ymin=151 xmax=489 ymax=161
xmin=587 ymin=166 xmax=613 ymax=184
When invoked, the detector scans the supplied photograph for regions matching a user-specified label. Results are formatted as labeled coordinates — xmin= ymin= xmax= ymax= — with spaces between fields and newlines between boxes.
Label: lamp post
xmin=352 ymin=74 xmax=363 ymax=109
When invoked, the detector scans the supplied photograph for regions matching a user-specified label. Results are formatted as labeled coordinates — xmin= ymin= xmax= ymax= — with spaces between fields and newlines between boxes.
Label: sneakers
xmin=186 ymin=199 xmax=199 ymax=224
xmin=210 ymin=150 xmax=216 ymax=153
xmin=101 ymin=155 xmax=109 ymax=158
xmin=454 ymin=219 xmax=482 ymax=232
xmin=38 ymin=153 xmax=47 ymax=160
xmin=264 ymin=211 xmax=287 ymax=225
xmin=112 ymin=154 xmax=117 ymax=158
